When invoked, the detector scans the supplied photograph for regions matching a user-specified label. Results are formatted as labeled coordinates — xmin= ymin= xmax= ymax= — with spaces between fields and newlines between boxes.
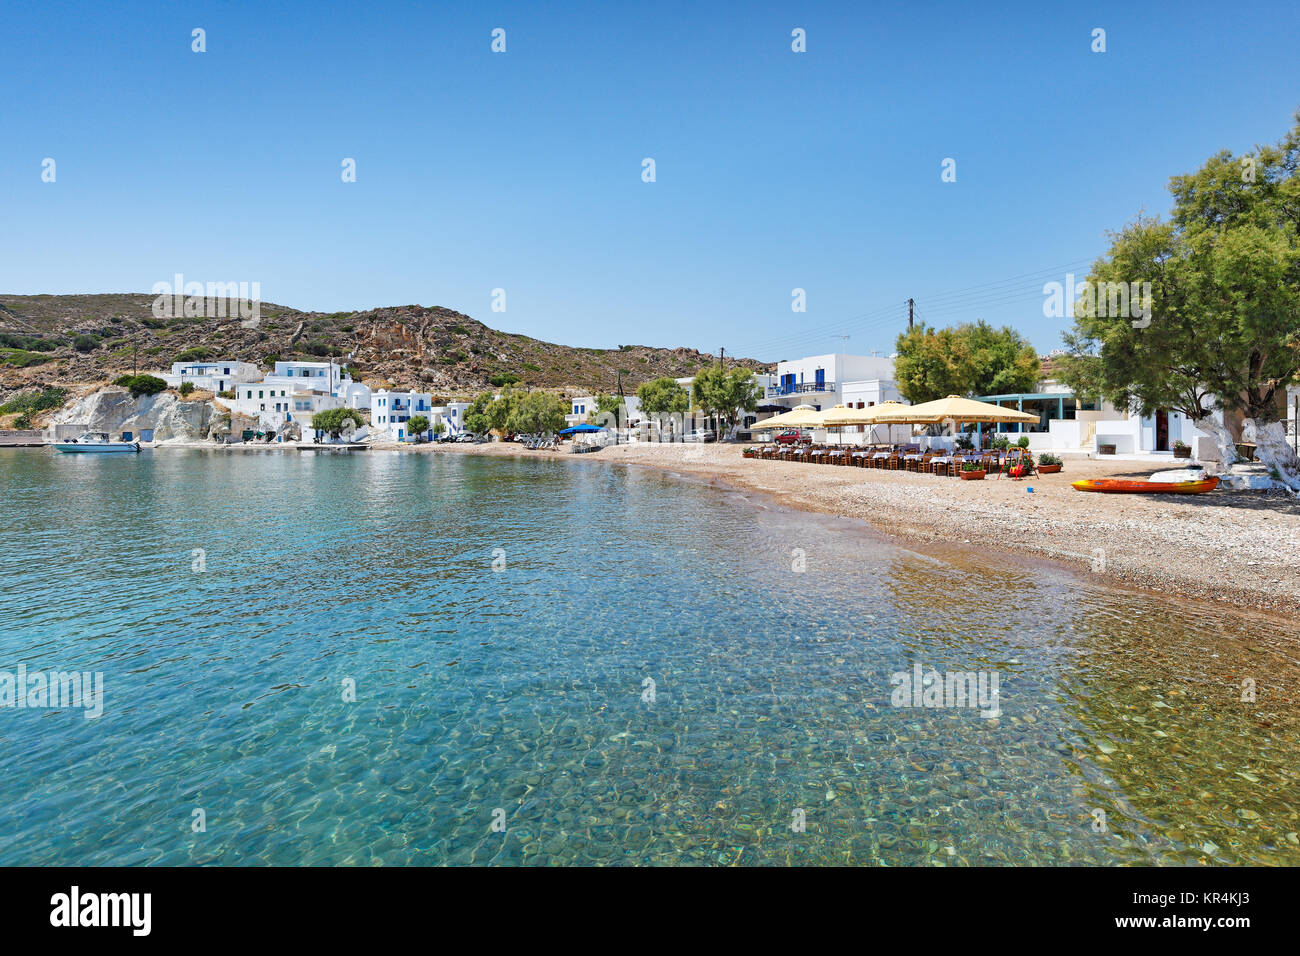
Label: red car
xmin=774 ymin=429 xmax=812 ymax=445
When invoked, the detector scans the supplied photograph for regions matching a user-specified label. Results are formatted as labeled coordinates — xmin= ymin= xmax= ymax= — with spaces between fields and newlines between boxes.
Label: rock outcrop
xmin=53 ymin=388 xmax=214 ymax=442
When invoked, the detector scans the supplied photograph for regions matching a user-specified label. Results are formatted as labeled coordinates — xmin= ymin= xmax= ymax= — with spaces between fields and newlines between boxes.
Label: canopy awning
xmin=755 ymin=404 xmax=823 ymax=430
xmin=820 ymin=401 xmax=911 ymax=426
xmin=559 ymin=423 xmax=607 ymax=435
xmin=868 ymin=395 xmax=1038 ymax=424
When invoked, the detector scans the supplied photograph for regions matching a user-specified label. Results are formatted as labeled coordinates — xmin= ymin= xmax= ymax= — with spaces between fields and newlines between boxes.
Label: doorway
xmin=1155 ymin=410 xmax=1169 ymax=451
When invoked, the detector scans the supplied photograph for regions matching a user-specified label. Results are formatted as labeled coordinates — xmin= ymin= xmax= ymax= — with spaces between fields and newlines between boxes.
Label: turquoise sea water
xmin=0 ymin=447 xmax=1297 ymax=866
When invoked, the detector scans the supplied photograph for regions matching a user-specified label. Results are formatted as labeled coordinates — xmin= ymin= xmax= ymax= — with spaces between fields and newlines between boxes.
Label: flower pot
xmin=960 ymin=470 xmax=986 ymax=481
xmin=1173 ymin=446 xmax=1191 ymax=459
xmin=1098 ymin=444 xmax=1116 ymax=456
xmin=1037 ymin=464 xmax=1062 ymax=474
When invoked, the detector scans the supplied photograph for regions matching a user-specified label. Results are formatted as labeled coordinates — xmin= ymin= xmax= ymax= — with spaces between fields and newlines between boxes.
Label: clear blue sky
xmin=3 ymin=0 xmax=1297 ymax=360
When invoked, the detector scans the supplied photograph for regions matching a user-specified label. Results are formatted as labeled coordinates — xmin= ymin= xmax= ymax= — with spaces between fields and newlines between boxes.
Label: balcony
xmin=767 ymin=381 xmax=835 ymax=397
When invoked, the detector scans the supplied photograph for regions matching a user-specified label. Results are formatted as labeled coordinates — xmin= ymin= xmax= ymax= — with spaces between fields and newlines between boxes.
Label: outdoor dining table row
xmin=753 ymin=443 xmax=1024 ymax=477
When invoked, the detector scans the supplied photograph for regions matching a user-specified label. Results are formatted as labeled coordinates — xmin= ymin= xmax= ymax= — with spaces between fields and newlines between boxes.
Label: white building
xmin=161 ymin=360 xmax=261 ymax=394
xmin=768 ymin=354 xmax=898 ymax=411
xmin=226 ymin=381 xmax=343 ymax=433
xmin=564 ymin=395 xmax=644 ymax=429
xmin=370 ymin=392 xmax=470 ymax=441
xmin=221 ymin=360 xmax=369 ymax=435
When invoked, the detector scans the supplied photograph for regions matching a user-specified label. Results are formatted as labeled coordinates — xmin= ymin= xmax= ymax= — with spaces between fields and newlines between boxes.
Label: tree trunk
xmin=1245 ymin=418 xmax=1300 ymax=494
xmin=1193 ymin=415 xmax=1240 ymax=467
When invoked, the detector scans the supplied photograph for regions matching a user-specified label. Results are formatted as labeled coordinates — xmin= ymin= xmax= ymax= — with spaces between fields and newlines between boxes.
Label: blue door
xmin=815 ymin=368 xmax=825 ymax=390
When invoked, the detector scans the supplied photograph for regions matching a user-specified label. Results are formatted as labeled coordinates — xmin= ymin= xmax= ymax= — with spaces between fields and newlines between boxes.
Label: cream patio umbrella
xmin=867 ymin=394 xmax=1038 ymax=425
xmin=754 ymin=403 xmax=824 ymax=432
xmin=822 ymin=401 xmax=912 ymax=444
xmin=867 ymin=394 xmax=1039 ymax=454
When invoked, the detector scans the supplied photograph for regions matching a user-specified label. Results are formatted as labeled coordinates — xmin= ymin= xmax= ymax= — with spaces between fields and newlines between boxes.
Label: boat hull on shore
xmin=1071 ymin=477 xmax=1219 ymax=494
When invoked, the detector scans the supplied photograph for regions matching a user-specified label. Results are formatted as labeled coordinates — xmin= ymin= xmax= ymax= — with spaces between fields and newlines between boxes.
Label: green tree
xmin=506 ymin=391 xmax=568 ymax=434
xmin=311 ymin=407 xmax=365 ymax=439
xmin=462 ymin=392 xmax=496 ymax=435
xmin=894 ymin=322 xmax=1040 ymax=403
xmin=407 ymin=415 xmax=430 ymax=440
xmin=178 ymin=381 xmax=196 ymax=397
xmin=594 ymin=394 xmax=624 ymax=427
xmin=691 ymin=366 xmax=763 ymax=440
xmin=893 ymin=325 xmax=966 ymax=403
xmin=1058 ymin=112 xmax=1300 ymax=488
xmin=636 ymin=376 xmax=689 ymax=440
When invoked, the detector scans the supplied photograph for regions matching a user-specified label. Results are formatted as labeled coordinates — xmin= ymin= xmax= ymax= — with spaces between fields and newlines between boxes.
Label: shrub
xmin=490 ymin=372 xmax=520 ymax=388
xmin=0 ymin=387 xmax=68 ymax=415
xmin=217 ymin=389 xmax=235 ymax=399
xmin=113 ymin=374 xmax=168 ymax=398
xmin=0 ymin=332 xmax=57 ymax=352
xmin=1038 ymin=453 xmax=1062 ymax=466
xmin=0 ymin=349 xmax=55 ymax=368
xmin=71 ymin=333 xmax=101 ymax=352
xmin=178 ymin=382 xmax=196 ymax=396
xmin=176 ymin=347 xmax=212 ymax=362
xmin=1016 ymin=436 xmax=1030 ymax=448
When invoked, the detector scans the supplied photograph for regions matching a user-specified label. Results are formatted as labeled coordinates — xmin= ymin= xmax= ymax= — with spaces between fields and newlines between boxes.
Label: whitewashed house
xmin=226 ymin=381 xmax=342 ymax=433
xmin=220 ymin=360 xmax=371 ymax=436
xmin=372 ymin=389 xmax=470 ymax=441
xmin=161 ymin=360 xmax=261 ymax=394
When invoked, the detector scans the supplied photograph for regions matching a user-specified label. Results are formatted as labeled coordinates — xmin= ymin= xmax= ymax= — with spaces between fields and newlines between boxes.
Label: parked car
xmin=682 ymin=429 xmax=715 ymax=443
xmin=774 ymin=429 xmax=812 ymax=445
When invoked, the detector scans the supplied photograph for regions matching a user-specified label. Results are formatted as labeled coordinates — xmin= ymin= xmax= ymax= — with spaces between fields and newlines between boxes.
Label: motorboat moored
xmin=52 ymin=432 xmax=141 ymax=454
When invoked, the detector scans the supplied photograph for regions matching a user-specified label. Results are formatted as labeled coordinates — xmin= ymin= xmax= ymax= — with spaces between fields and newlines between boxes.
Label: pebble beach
xmin=409 ymin=440 xmax=1300 ymax=617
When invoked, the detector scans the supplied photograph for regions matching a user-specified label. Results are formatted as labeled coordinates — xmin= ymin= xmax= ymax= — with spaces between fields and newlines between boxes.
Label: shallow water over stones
xmin=0 ymin=448 xmax=1296 ymax=865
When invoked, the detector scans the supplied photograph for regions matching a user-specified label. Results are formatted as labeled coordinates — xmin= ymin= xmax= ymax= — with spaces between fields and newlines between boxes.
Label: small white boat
xmin=53 ymin=432 xmax=141 ymax=454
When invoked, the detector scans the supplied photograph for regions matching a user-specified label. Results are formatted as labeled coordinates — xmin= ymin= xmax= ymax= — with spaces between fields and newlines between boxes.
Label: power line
xmin=729 ymin=255 xmax=1099 ymax=360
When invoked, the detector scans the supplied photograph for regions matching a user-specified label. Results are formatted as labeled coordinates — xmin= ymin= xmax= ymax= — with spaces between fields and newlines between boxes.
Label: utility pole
xmin=132 ymin=344 xmax=138 ymax=376
xmin=615 ymin=368 xmax=624 ymax=445
xmin=908 ymin=298 xmax=914 ymax=332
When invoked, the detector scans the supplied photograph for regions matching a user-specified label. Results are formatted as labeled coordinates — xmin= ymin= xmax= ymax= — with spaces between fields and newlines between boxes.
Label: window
xmin=258 ymin=390 xmax=263 ymax=399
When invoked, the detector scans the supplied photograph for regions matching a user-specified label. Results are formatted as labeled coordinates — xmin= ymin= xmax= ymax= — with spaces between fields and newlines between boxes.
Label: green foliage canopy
xmin=894 ymin=321 xmax=1040 ymax=404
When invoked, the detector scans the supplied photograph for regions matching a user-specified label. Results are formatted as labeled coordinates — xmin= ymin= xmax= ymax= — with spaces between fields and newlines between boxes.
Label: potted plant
xmin=1038 ymin=452 xmax=1063 ymax=474
xmin=960 ymin=461 xmax=986 ymax=481
xmin=742 ymin=446 xmax=757 ymax=458
xmin=1173 ymin=440 xmax=1191 ymax=460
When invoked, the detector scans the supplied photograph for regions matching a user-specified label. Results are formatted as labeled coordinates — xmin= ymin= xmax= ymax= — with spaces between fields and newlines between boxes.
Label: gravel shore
xmin=411 ymin=440 xmax=1300 ymax=617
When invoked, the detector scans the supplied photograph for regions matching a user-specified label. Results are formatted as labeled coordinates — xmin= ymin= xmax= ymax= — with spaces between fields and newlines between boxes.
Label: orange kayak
xmin=1071 ymin=477 xmax=1220 ymax=494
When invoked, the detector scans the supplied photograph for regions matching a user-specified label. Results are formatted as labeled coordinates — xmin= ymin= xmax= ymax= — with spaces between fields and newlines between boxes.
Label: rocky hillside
xmin=0 ymin=294 xmax=768 ymax=402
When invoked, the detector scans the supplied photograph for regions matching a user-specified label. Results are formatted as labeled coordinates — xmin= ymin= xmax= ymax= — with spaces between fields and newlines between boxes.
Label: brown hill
xmin=0 ymin=293 xmax=769 ymax=400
